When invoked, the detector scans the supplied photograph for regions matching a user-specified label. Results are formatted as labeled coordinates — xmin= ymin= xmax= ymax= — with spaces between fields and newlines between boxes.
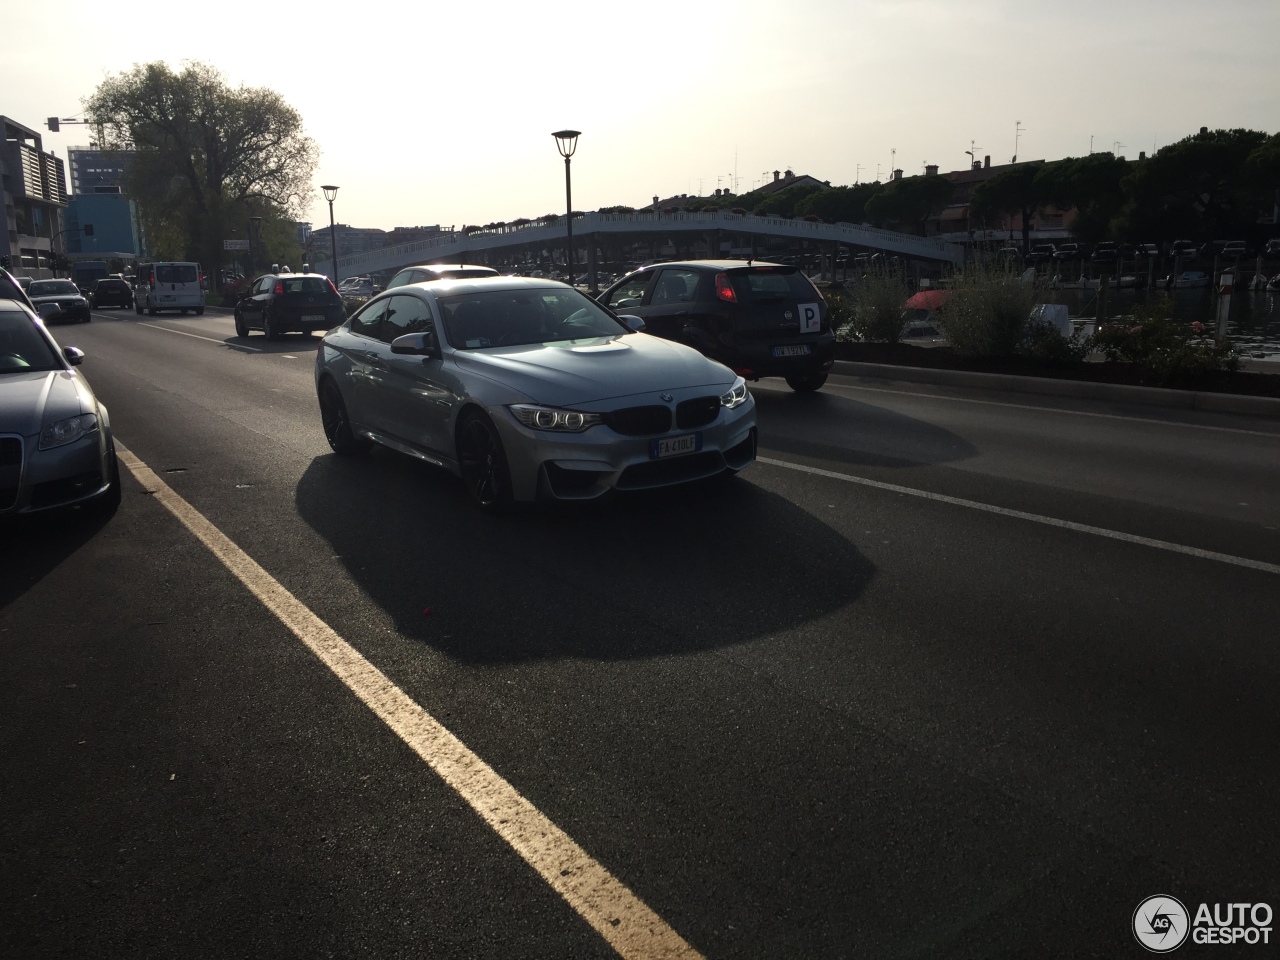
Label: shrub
xmin=1093 ymin=296 xmax=1237 ymax=385
xmin=934 ymin=260 xmax=1043 ymax=357
xmin=1016 ymin=323 xmax=1091 ymax=365
xmin=841 ymin=269 xmax=912 ymax=343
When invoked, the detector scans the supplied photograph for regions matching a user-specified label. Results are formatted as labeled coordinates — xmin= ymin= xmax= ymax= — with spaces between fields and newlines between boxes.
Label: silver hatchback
xmin=314 ymin=277 xmax=756 ymax=510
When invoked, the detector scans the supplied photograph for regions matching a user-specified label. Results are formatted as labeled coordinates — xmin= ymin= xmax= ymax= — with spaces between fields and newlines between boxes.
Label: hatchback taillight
xmin=715 ymin=272 xmax=737 ymax=303
xmin=327 ymin=279 xmax=340 ymax=296
xmin=274 ymin=280 xmax=284 ymax=295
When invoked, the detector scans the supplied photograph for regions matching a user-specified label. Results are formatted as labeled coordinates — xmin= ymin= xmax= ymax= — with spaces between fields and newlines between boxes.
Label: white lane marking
xmin=757 ymin=456 xmax=1280 ymax=576
xmin=115 ymin=443 xmax=701 ymax=960
xmin=137 ymin=322 xmax=262 ymax=352
xmin=765 ymin=378 xmax=1280 ymax=439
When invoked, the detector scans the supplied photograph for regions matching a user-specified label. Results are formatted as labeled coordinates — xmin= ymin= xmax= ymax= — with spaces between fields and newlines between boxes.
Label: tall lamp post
xmin=552 ymin=131 xmax=580 ymax=283
xmin=321 ymin=184 xmax=340 ymax=284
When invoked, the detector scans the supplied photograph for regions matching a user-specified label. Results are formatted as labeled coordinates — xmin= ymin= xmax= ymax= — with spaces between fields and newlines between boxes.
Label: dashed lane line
xmin=115 ymin=443 xmax=701 ymax=960
xmin=757 ymin=456 xmax=1280 ymax=576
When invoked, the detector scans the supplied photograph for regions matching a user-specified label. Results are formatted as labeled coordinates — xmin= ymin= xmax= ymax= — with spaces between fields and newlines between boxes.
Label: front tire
xmin=457 ymin=411 xmax=513 ymax=513
xmin=785 ymin=371 xmax=828 ymax=393
xmin=195 ymin=307 xmax=204 ymax=316
xmin=319 ymin=378 xmax=370 ymax=456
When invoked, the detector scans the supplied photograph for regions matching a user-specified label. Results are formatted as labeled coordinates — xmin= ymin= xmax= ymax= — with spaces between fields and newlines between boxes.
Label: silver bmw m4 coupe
xmin=315 ymin=276 xmax=756 ymax=510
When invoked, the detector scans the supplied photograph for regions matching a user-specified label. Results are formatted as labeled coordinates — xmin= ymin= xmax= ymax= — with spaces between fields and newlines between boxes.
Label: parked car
xmin=26 ymin=279 xmax=91 ymax=323
xmin=598 ymin=260 xmax=834 ymax=392
xmin=337 ymin=277 xmax=378 ymax=298
xmin=1027 ymin=243 xmax=1056 ymax=264
xmin=1264 ymin=238 xmax=1280 ymax=257
xmin=1090 ymin=242 xmax=1119 ymax=265
xmin=234 ymin=272 xmax=346 ymax=340
xmin=1053 ymin=243 xmax=1082 ymax=262
xmin=89 ymin=277 xmax=134 ymax=310
xmin=1220 ymin=241 xmax=1251 ymax=260
xmin=385 ymin=264 xmax=500 ymax=289
xmin=1170 ymin=239 xmax=1199 ymax=260
xmin=314 ymin=276 xmax=756 ymax=511
xmin=1134 ymin=243 xmax=1161 ymax=260
xmin=0 ymin=297 xmax=121 ymax=516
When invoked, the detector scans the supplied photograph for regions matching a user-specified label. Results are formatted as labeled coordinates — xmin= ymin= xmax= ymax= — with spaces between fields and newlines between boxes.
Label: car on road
xmin=14 ymin=276 xmax=33 ymax=292
xmin=0 ymin=298 xmax=120 ymax=517
xmin=89 ymin=277 xmax=134 ymax=310
xmin=0 ymin=267 xmax=37 ymax=314
xmin=598 ymin=260 xmax=834 ymax=392
xmin=385 ymin=263 xmax=499 ymax=289
xmin=134 ymin=261 xmax=206 ymax=315
xmin=234 ymin=271 xmax=346 ymax=340
xmin=27 ymin=279 xmax=91 ymax=323
xmin=314 ymin=276 xmax=757 ymax=511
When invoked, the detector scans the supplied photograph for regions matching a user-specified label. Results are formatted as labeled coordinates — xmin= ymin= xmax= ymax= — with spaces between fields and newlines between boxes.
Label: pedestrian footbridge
xmin=314 ymin=210 xmax=962 ymax=280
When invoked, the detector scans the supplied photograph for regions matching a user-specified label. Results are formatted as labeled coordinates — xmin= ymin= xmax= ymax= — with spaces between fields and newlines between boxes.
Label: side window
xmin=388 ymin=270 xmax=411 ymax=288
xmin=606 ymin=271 xmax=653 ymax=310
xmin=381 ymin=295 xmax=433 ymax=343
xmin=350 ymin=298 xmax=387 ymax=339
xmin=650 ymin=269 xmax=699 ymax=305
xmin=255 ymin=276 xmax=274 ymax=295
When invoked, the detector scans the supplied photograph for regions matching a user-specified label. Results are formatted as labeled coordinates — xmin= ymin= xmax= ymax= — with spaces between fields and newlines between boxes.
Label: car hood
xmin=0 ymin=370 xmax=91 ymax=436
xmin=452 ymin=333 xmax=735 ymax=405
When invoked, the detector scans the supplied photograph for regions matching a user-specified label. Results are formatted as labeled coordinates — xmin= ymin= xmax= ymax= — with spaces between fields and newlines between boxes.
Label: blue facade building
xmin=65 ymin=193 xmax=142 ymax=261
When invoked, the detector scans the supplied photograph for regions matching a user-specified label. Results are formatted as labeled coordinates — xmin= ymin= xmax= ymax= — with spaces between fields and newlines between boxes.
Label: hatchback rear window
xmin=727 ymin=268 xmax=814 ymax=302
xmin=156 ymin=265 xmax=198 ymax=284
xmin=281 ymin=278 xmax=333 ymax=294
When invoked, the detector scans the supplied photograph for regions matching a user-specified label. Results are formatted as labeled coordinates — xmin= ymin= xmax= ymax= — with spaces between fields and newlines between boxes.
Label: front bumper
xmin=0 ymin=429 xmax=112 ymax=515
xmin=493 ymin=392 xmax=757 ymax=503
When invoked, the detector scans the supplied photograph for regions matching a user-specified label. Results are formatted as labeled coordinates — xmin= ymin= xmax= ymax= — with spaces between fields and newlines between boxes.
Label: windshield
xmin=439 ymin=288 xmax=628 ymax=349
xmin=156 ymin=265 xmax=198 ymax=284
xmin=0 ymin=309 xmax=61 ymax=372
xmin=29 ymin=280 xmax=81 ymax=297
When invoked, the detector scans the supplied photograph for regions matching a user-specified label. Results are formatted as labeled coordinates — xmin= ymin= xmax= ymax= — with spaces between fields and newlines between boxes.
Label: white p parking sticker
xmin=797 ymin=302 xmax=821 ymax=333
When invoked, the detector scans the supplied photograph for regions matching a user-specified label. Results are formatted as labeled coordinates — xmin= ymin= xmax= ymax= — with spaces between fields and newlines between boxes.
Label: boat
xmin=1172 ymin=270 xmax=1209 ymax=289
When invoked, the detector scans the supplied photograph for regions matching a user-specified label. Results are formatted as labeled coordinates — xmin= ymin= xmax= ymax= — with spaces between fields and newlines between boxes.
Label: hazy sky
xmin=6 ymin=0 xmax=1278 ymax=231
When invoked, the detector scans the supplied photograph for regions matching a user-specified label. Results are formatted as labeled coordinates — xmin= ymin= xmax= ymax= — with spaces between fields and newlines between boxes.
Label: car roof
xmin=398 ymin=263 xmax=499 ymax=274
xmin=388 ymin=275 xmax=572 ymax=298
xmin=631 ymin=259 xmax=789 ymax=273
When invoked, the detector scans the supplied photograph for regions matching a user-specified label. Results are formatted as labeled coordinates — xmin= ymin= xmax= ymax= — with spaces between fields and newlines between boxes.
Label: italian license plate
xmin=650 ymin=433 xmax=702 ymax=459
xmin=772 ymin=344 xmax=812 ymax=357
xmin=302 ymin=314 xmax=325 ymax=323
xmin=160 ymin=295 xmax=175 ymax=302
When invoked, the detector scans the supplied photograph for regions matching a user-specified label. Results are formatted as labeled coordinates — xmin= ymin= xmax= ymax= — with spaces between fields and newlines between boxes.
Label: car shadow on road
xmin=751 ymin=387 xmax=979 ymax=469
xmin=0 ymin=509 xmax=114 ymax=609
xmin=295 ymin=450 xmax=874 ymax=665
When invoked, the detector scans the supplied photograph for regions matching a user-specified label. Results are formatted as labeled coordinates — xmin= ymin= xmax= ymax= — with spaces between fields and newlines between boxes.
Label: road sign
xmin=223 ymin=239 xmax=250 ymax=250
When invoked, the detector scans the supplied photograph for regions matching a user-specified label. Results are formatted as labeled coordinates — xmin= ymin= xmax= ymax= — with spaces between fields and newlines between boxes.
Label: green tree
xmin=969 ymin=163 xmax=1045 ymax=250
xmin=1034 ymin=153 xmax=1127 ymax=243
xmin=753 ymin=183 xmax=825 ymax=218
xmin=864 ymin=174 xmax=955 ymax=234
xmin=1112 ymin=128 xmax=1268 ymax=242
xmin=84 ymin=61 xmax=318 ymax=286
xmin=796 ymin=182 xmax=882 ymax=223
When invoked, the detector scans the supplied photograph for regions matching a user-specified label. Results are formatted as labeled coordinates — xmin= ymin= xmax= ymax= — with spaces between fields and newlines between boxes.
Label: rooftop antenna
xmin=1113 ymin=140 xmax=1125 ymax=156
xmin=855 ymin=163 xmax=864 ymax=184
xmin=1013 ymin=121 xmax=1024 ymax=162
xmin=876 ymin=163 xmax=883 ymax=181
xmin=1089 ymin=135 xmax=1094 ymax=155
xmin=891 ymin=147 xmax=896 ymax=175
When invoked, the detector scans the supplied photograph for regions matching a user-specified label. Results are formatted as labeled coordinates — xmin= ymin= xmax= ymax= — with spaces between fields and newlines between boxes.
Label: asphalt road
xmin=2 ymin=307 xmax=1278 ymax=959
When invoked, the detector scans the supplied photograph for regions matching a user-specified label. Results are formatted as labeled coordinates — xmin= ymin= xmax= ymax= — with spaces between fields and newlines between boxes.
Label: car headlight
xmin=720 ymin=378 xmax=749 ymax=409
xmin=39 ymin=413 xmax=98 ymax=449
xmin=509 ymin=404 xmax=602 ymax=432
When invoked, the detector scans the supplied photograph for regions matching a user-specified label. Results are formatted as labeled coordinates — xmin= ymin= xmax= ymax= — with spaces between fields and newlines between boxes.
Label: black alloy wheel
xmin=784 ymin=371 xmax=828 ymax=393
xmin=457 ymin=411 xmax=513 ymax=513
xmin=234 ymin=309 xmax=248 ymax=338
xmin=319 ymin=378 xmax=370 ymax=456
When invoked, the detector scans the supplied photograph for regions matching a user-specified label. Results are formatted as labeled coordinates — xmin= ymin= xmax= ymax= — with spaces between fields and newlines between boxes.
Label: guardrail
xmin=314 ymin=210 xmax=962 ymax=277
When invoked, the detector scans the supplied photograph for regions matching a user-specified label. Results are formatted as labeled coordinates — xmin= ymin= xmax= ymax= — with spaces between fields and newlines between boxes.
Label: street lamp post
xmin=552 ymin=131 xmax=580 ymax=284
xmin=321 ymin=184 xmax=340 ymax=284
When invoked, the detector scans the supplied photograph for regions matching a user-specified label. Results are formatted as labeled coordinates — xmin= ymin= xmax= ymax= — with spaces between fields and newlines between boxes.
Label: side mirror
xmin=390 ymin=331 xmax=439 ymax=358
xmin=63 ymin=346 xmax=85 ymax=366
xmin=617 ymin=314 xmax=646 ymax=333
xmin=37 ymin=302 xmax=61 ymax=320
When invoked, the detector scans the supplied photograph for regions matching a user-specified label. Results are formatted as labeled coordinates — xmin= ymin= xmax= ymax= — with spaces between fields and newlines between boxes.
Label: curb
xmin=831 ymin=361 xmax=1280 ymax=420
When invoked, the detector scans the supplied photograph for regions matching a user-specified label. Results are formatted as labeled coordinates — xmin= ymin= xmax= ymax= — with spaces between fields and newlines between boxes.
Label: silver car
xmin=314 ymin=277 xmax=756 ymax=510
xmin=0 ymin=298 xmax=120 ymax=517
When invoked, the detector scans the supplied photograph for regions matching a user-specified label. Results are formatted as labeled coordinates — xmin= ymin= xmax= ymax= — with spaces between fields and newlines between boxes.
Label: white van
xmin=135 ymin=262 xmax=206 ymax=315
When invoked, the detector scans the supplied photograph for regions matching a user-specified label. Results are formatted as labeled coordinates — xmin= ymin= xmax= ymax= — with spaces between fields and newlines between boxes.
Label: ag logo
xmin=1134 ymin=895 xmax=1190 ymax=952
